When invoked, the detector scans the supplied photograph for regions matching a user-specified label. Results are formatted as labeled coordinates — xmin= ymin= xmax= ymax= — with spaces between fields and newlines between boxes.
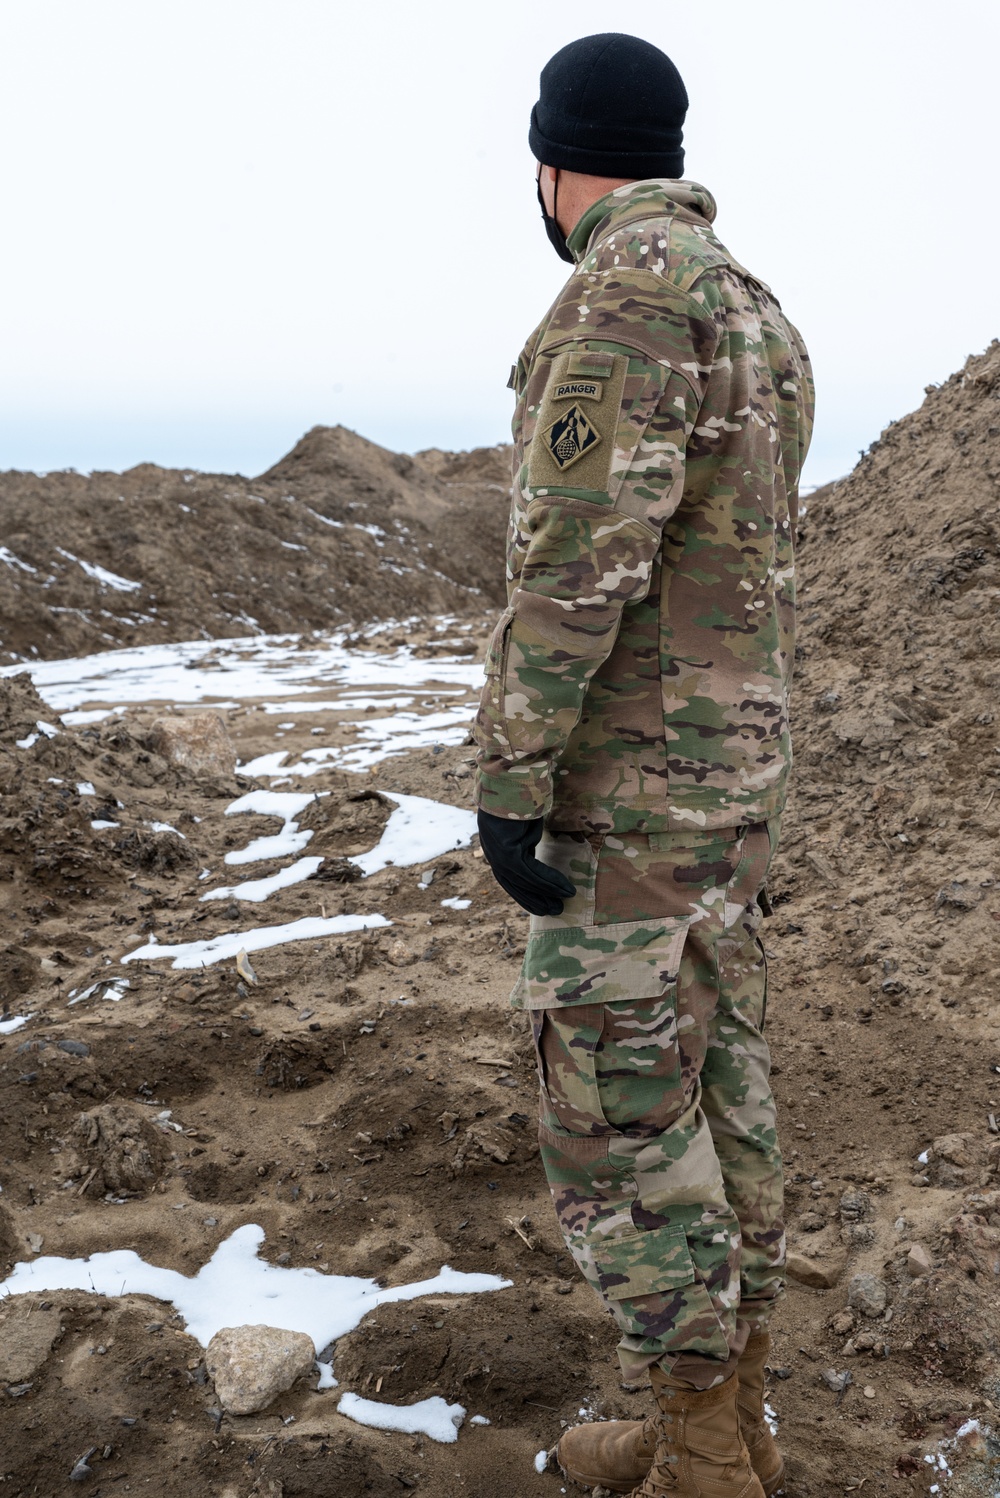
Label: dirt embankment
xmin=1 ymin=346 xmax=1000 ymax=1496
xmin=0 ymin=426 xmax=512 ymax=662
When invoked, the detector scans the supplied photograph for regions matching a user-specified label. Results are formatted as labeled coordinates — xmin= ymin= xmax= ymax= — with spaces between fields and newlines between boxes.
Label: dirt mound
xmin=775 ymin=339 xmax=1000 ymax=1025
xmin=0 ymin=426 xmax=511 ymax=661
xmin=4 ymin=351 xmax=1000 ymax=1493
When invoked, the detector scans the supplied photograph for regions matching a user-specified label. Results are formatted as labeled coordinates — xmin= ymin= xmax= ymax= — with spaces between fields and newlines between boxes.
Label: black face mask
xmin=536 ymin=176 xmax=574 ymax=263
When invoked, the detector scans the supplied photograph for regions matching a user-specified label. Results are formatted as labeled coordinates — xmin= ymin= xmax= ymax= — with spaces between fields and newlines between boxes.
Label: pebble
xmin=863 ymin=1386 xmax=876 ymax=1400
xmin=69 ymin=1447 xmax=97 ymax=1482
xmin=58 ymin=1039 xmax=90 ymax=1058
xmin=907 ymin=1243 xmax=933 ymax=1278
xmin=848 ymin=1273 xmax=888 ymax=1318
xmin=786 ymin=1249 xmax=845 ymax=1290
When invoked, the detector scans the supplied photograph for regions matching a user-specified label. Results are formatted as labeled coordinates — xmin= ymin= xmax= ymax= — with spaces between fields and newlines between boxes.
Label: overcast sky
xmin=0 ymin=0 xmax=997 ymax=485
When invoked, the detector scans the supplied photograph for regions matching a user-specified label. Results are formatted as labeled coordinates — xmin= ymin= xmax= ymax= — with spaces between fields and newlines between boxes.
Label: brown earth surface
xmin=2 ymin=345 xmax=1000 ymax=1496
xmin=0 ymin=426 xmax=511 ymax=663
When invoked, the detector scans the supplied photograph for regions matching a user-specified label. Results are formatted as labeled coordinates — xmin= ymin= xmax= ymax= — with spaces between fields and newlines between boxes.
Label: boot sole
xmin=558 ymin=1453 xmax=784 ymax=1496
xmin=556 ymin=1457 xmax=638 ymax=1494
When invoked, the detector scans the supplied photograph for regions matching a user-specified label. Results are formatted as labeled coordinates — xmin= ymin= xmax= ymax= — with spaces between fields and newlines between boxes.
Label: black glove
xmin=477 ymin=810 xmax=576 ymax=917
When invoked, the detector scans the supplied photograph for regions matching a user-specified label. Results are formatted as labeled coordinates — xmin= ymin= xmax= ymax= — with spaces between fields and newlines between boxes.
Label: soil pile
xmin=0 ymin=426 xmax=512 ymax=662
xmin=2 ymin=349 xmax=1000 ymax=1496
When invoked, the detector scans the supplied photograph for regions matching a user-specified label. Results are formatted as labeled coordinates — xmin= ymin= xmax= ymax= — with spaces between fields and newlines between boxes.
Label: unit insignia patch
xmin=543 ymin=403 xmax=601 ymax=471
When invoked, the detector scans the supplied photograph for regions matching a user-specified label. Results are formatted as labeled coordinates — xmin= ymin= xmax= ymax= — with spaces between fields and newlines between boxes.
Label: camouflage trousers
xmin=513 ymin=822 xmax=784 ymax=1389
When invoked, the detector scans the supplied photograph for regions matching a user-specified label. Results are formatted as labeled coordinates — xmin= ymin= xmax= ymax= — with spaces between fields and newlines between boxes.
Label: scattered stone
xmin=24 ymin=1232 xmax=43 ymax=1254
xmin=69 ymin=1447 xmax=98 ymax=1482
xmin=934 ymin=882 xmax=979 ymax=914
xmin=58 ymin=1039 xmax=90 ymax=1058
xmin=820 ymin=1368 xmax=851 ymax=1395
xmin=386 ymin=939 xmax=416 ymax=967
xmin=205 ymin=1324 xmax=315 ymax=1415
xmin=786 ymin=1250 xmax=845 ymax=1290
xmin=839 ymin=1190 xmax=871 ymax=1223
xmin=841 ymin=1224 xmax=876 ymax=1247
xmin=907 ymin=1243 xmax=933 ymax=1278
xmin=863 ymin=1386 xmax=876 ymax=1400
xmin=848 ymin=1273 xmax=888 ymax=1318
xmin=933 ymin=1133 xmax=975 ymax=1168
xmin=830 ymin=1309 xmax=856 ymax=1337
xmin=797 ymin=1211 xmax=827 ymax=1233
xmin=147 ymin=712 xmax=236 ymax=778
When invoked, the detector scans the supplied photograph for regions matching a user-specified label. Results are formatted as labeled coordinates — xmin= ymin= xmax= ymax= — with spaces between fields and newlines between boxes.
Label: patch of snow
xmin=0 ymin=1225 xmax=511 ymax=1374
xmin=0 ymin=1014 xmax=32 ymax=1035
xmin=275 ymin=706 xmax=473 ymax=777
xmin=77 ymin=781 xmax=96 ymax=796
xmin=0 ymin=546 xmax=37 ymax=574
xmin=315 ymin=1361 xmax=338 ymax=1389
xmin=150 ymin=821 xmax=184 ymax=837
xmin=338 ymin=1392 xmax=465 ymax=1444
xmin=3 ymin=628 xmax=483 ymax=715
xmin=239 ymin=750 xmax=291 ymax=778
xmin=62 ymin=708 xmax=119 ymax=726
xmin=918 ymin=1149 xmax=930 ymax=1164
xmin=56 ymin=548 xmax=142 ymax=593
xmin=441 ymin=897 xmax=472 ymax=911
xmin=470 ymin=1414 xmax=490 ymax=1426
xmin=122 ymin=913 xmax=391 ymax=970
xmin=351 ymin=794 xmax=477 ymax=877
xmin=69 ymin=980 xmax=128 ymax=1007
xmin=201 ymin=856 xmax=323 ymax=904
xmin=91 ymin=819 xmax=120 ymax=831
xmin=17 ymin=720 xmax=58 ymax=749
xmin=534 ymin=1449 xmax=549 ymax=1474
xmin=223 ymin=789 xmax=318 ymax=866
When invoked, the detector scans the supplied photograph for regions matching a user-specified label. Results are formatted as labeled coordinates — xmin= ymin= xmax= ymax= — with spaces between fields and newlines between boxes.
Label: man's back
xmin=477 ymin=178 xmax=814 ymax=834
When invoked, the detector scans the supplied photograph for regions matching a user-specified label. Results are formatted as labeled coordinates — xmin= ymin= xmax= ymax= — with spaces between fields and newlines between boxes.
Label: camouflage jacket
xmin=474 ymin=180 xmax=814 ymax=834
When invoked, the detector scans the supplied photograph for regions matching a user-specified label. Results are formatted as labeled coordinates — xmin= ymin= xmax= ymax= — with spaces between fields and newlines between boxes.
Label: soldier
xmin=474 ymin=32 xmax=814 ymax=1498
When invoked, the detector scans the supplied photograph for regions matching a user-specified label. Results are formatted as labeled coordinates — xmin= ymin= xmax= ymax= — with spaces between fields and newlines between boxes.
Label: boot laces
xmin=632 ymin=1414 xmax=681 ymax=1495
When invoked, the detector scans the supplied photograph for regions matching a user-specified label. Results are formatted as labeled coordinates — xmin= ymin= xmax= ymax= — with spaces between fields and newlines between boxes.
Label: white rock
xmin=147 ymin=713 xmax=236 ymax=778
xmin=206 ymin=1323 xmax=315 ymax=1414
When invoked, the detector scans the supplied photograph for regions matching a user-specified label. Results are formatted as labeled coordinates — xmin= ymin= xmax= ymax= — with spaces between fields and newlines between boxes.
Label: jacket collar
xmin=567 ymin=179 xmax=718 ymax=264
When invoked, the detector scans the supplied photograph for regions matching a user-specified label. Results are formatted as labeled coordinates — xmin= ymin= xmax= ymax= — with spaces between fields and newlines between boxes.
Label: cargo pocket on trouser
xmin=591 ymin=1222 xmax=736 ymax=1374
xmin=521 ymin=918 xmax=690 ymax=1138
xmin=533 ymin=992 xmax=683 ymax=1139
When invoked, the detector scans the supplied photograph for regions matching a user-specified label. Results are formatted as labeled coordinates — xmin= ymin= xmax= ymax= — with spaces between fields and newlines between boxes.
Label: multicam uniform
xmin=474 ymin=180 xmax=814 ymax=1386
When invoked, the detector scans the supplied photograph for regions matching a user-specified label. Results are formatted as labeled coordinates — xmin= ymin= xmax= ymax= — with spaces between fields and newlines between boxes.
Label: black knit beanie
xmin=529 ymin=33 xmax=688 ymax=180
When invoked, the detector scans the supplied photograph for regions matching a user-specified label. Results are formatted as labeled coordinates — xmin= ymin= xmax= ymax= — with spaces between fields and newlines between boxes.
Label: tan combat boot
xmin=557 ymin=1336 xmax=784 ymax=1494
xmin=557 ymin=1409 xmax=658 ymax=1493
xmin=628 ymin=1368 xmax=764 ymax=1498
xmin=735 ymin=1333 xmax=784 ymax=1497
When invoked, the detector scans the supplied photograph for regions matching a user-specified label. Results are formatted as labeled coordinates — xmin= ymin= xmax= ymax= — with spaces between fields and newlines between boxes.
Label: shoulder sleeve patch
xmin=527 ymin=350 xmax=628 ymax=496
xmin=565 ymin=349 xmax=616 ymax=379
